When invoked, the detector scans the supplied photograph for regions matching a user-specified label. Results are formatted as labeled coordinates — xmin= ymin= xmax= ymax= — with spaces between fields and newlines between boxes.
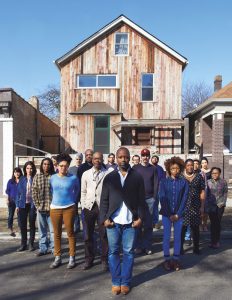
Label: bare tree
xmin=37 ymin=85 xmax=60 ymax=123
xmin=182 ymin=81 xmax=213 ymax=116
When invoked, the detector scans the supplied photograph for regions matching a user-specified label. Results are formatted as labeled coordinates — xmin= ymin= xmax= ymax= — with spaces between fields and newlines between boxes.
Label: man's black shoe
xmin=101 ymin=262 xmax=109 ymax=272
xmin=82 ymin=262 xmax=93 ymax=270
xmin=29 ymin=245 xmax=36 ymax=252
xmin=193 ymin=249 xmax=201 ymax=255
xmin=17 ymin=245 xmax=27 ymax=252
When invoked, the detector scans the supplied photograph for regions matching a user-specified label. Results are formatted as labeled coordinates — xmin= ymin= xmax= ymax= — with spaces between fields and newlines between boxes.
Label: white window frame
xmin=114 ymin=32 xmax=129 ymax=56
xmin=76 ymin=74 xmax=118 ymax=89
xmin=141 ymin=73 xmax=155 ymax=102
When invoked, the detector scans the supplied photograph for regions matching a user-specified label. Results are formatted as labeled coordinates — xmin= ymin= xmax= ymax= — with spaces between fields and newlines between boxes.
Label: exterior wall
xmin=69 ymin=114 xmax=121 ymax=153
xmin=37 ymin=113 xmax=60 ymax=154
xmin=12 ymin=92 xmax=38 ymax=155
xmin=60 ymin=23 xmax=183 ymax=152
xmin=201 ymin=116 xmax=212 ymax=154
xmin=0 ymin=118 xmax=13 ymax=207
xmin=9 ymin=90 xmax=60 ymax=155
xmin=212 ymin=113 xmax=224 ymax=170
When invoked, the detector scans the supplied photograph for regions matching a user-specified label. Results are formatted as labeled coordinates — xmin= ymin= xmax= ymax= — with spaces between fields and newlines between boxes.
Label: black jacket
xmin=100 ymin=168 xmax=146 ymax=224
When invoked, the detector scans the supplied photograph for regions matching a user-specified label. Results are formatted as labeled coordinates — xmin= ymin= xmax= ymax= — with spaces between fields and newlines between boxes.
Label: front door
xmin=94 ymin=116 xmax=110 ymax=154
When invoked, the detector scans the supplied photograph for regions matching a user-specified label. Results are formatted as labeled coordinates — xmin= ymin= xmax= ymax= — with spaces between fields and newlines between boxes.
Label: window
xmin=115 ymin=33 xmax=128 ymax=55
xmin=121 ymin=127 xmax=152 ymax=145
xmin=141 ymin=73 xmax=154 ymax=101
xmin=135 ymin=128 xmax=151 ymax=145
xmin=77 ymin=75 xmax=117 ymax=88
xmin=94 ymin=116 xmax=110 ymax=154
xmin=224 ymin=119 xmax=232 ymax=152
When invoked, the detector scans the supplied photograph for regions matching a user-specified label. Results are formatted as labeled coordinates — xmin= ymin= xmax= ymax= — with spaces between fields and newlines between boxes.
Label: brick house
xmin=0 ymin=88 xmax=60 ymax=205
xmin=55 ymin=15 xmax=188 ymax=155
xmin=185 ymin=76 xmax=232 ymax=181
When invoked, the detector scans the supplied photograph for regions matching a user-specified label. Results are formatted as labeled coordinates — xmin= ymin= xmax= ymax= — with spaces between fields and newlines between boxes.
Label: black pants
xmin=208 ymin=207 xmax=224 ymax=245
xmin=18 ymin=204 xmax=37 ymax=247
xmin=181 ymin=225 xmax=200 ymax=251
xmin=8 ymin=201 xmax=16 ymax=229
xmin=83 ymin=203 xmax=108 ymax=263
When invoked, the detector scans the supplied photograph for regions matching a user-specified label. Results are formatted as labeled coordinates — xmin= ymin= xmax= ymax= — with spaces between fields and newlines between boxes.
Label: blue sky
xmin=0 ymin=0 xmax=231 ymax=100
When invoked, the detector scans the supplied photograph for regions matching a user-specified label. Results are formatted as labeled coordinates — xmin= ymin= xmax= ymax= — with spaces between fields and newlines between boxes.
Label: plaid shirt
xmin=32 ymin=173 xmax=52 ymax=212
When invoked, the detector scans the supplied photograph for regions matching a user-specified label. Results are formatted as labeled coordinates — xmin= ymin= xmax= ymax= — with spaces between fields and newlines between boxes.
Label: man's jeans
xmin=106 ymin=223 xmax=136 ymax=287
xmin=153 ymin=197 xmax=159 ymax=225
xmin=136 ymin=197 xmax=155 ymax=250
xmin=37 ymin=211 xmax=54 ymax=253
xmin=162 ymin=216 xmax=183 ymax=261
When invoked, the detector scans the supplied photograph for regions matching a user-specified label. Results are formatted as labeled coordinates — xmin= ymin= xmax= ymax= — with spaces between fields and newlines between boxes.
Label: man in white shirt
xmin=80 ymin=152 xmax=109 ymax=271
xmin=100 ymin=147 xmax=145 ymax=295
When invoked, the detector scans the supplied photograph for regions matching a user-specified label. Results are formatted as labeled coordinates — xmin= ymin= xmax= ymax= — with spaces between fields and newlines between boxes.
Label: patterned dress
xmin=183 ymin=173 xmax=205 ymax=226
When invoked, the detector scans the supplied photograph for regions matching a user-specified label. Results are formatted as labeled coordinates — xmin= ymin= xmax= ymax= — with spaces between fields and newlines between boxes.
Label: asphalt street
xmin=0 ymin=231 xmax=232 ymax=300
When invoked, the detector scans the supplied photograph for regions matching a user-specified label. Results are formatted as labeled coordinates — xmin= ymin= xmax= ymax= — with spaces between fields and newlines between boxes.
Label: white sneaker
xmin=50 ymin=256 xmax=62 ymax=269
xmin=67 ymin=256 xmax=76 ymax=269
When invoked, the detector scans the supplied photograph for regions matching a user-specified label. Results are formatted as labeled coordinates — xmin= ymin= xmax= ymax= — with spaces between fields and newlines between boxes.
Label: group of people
xmin=5 ymin=147 xmax=228 ymax=295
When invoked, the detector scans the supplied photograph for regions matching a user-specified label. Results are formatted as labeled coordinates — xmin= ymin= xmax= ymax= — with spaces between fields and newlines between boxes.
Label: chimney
xmin=28 ymin=96 xmax=39 ymax=111
xmin=214 ymin=75 xmax=222 ymax=92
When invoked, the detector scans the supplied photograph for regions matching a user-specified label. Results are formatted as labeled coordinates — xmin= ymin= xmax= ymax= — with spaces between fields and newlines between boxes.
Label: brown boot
xmin=121 ymin=286 xmax=130 ymax=295
xmin=163 ymin=260 xmax=171 ymax=271
xmin=172 ymin=260 xmax=181 ymax=271
xmin=112 ymin=286 xmax=121 ymax=295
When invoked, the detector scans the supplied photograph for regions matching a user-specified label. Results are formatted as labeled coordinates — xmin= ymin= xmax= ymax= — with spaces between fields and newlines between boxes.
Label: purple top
xmin=5 ymin=179 xmax=19 ymax=202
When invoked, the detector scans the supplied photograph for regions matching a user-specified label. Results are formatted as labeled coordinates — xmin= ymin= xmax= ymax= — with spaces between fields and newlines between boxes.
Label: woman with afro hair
xmin=158 ymin=157 xmax=189 ymax=271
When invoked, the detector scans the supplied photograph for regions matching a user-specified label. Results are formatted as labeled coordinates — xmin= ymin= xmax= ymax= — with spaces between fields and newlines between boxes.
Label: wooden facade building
xmin=55 ymin=15 xmax=188 ymax=155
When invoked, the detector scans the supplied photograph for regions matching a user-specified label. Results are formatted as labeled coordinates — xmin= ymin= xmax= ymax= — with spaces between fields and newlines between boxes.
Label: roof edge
xmin=54 ymin=14 xmax=188 ymax=69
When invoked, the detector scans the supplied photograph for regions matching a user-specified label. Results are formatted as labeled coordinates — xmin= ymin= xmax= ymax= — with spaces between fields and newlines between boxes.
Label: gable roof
xmin=211 ymin=81 xmax=232 ymax=98
xmin=55 ymin=15 xmax=188 ymax=69
xmin=186 ymin=81 xmax=232 ymax=117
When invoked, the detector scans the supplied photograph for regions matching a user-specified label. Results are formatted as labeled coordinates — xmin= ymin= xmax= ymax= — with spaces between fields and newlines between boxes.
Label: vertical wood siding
xmin=60 ymin=24 xmax=183 ymax=153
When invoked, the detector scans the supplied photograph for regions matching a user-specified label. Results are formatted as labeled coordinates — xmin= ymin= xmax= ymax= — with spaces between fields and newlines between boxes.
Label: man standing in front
xmin=80 ymin=152 xmax=109 ymax=271
xmin=133 ymin=148 xmax=158 ymax=255
xmin=100 ymin=147 xmax=145 ymax=295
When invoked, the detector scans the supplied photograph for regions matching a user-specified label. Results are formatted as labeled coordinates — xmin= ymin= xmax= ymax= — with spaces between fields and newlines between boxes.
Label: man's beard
xmin=119 ymin=163 xmax=129 ymax=170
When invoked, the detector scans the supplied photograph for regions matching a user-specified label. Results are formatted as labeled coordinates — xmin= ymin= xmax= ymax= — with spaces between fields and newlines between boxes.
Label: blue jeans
xmin=153 ymin=197 xmax=159 ymax=225
xmin=136 ymin=197 xmax=155 ymax=250
xmin=8 ymin=201 xmax=16 ymax=229
xmin=185 ymin=225 xmax=191 ymax=241
xmin=37 ymin=211 xmax=54 ymax=253
xmin=106 ymin=223 xmax=136 ymax=287
xmin=162 ymin=216 xmax=183 ymax=261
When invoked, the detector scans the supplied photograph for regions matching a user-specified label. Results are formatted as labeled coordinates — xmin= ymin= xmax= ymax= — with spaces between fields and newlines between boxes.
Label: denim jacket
xmin=16 ymin=176 xmax=35 ymax=209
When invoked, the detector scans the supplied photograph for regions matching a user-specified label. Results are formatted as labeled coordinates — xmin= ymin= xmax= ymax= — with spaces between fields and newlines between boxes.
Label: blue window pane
xmin=115 ymin=33 xmax=128 ymax=44
xmin=142 ymin=88 xmax=153 ymax=101
xmin=98 ymin=76 xmax=116 ymax=87
xmin=79 ymin=75 xmax=96 ymax=87
xmin=115 ymin=44 xmax=128 ymax=55
xmin=142 ymin=74 xmax=153 ymax=87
